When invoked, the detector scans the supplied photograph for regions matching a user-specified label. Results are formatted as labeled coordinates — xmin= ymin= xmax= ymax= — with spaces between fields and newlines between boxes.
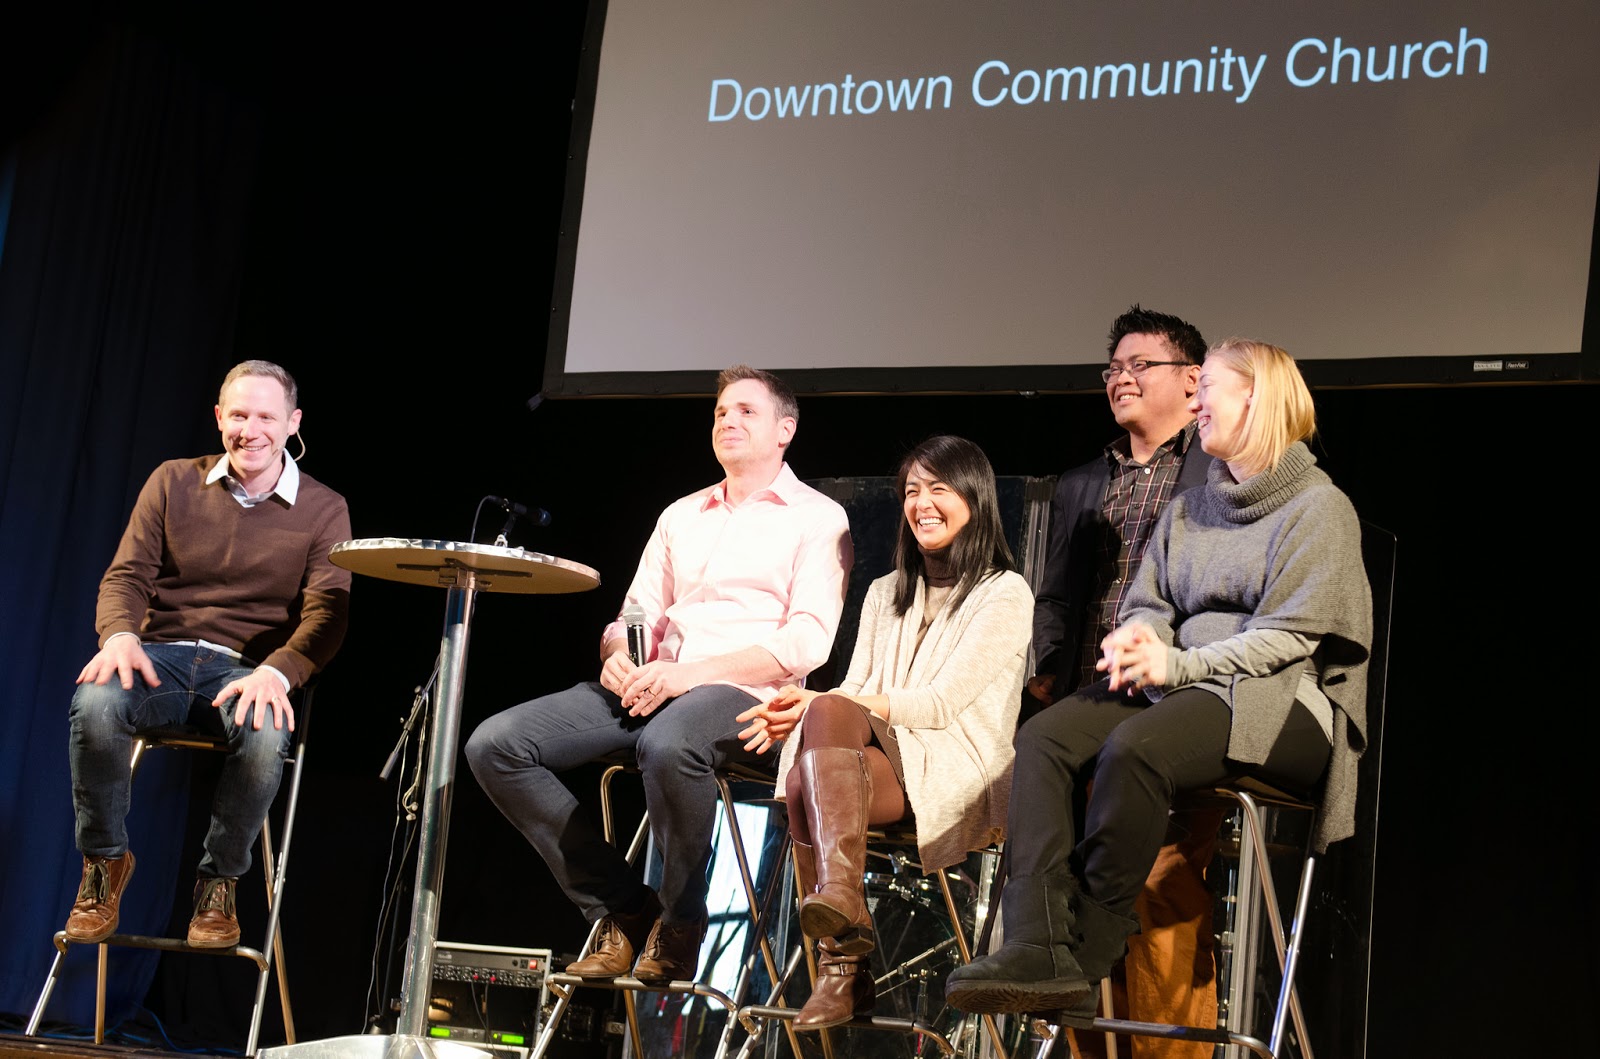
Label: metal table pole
xmin=259 ymin=539 xmax=599 ymax=1059
xmin=396 ymin=578 xmax=477 ymax=1038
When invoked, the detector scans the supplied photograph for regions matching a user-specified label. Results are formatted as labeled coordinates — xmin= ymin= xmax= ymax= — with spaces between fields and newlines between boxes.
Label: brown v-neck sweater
xmin=95 ymin=456 xmax=353 ymax=689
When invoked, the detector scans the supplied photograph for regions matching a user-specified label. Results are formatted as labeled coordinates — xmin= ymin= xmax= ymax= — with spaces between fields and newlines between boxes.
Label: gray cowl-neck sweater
xmin=1121 ymin=442 xmax=1373 ymax=852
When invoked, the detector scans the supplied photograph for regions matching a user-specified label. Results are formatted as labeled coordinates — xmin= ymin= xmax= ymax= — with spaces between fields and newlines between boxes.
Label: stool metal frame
xmin=1035 ymin=784 xmax=1317 ymax=1059
xmin=1027 ymin=784 xmax=1319 ymax=1059
xmin=737 ymin=831 xmax=1012 ymax=1059
xmin=531 ymin=762 xmax=801 ymax=1059
xmin=26 ymin=685 xmax=315 ymax=1056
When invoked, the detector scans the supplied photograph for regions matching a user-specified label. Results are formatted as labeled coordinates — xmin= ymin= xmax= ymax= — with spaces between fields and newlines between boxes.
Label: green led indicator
xmin=494 ymin=1033 xmax=526 ymax=1046
xmin=428 ymin=1028 xmax=451 ymax=1038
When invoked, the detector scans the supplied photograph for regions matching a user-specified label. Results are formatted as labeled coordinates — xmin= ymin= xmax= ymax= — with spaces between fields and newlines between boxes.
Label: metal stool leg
xmin=95 ymin=944 xmax=108 ymax=1044
xmin=732 ymin=943 xmax=807 ymax=1059
xmin=712 ymin=772 xmax=804 ymax=1059
xmin=533 ymin=765 xmax=797 ymax=1059
xmin=934 ymin=862 xmax=1011 ymax=1059
xmin=714 ymin=827 xmax=796 ymax=1059
xmin=1234 ymin=791 xmax=1315 ymax=1059
xmin=247 ymin=757 xmax=305 ymax=1052
xmin=263 ymin=823 xmax=295 ymax=1042
xmin=1057 ymin=788 xmax=1322 ymax=1059
xmin=23 ymin=945 xmax=67 ymax=1036
xmin=1271 ymin=856 xmax=1315 ymax=1056
xmin=29 ymin=689 xmax=315 ymax=1056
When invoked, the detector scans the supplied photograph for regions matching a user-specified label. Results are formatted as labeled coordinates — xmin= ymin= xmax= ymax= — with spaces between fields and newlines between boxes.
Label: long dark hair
xmin=892 ymin=435 xmax=1015 ymax=615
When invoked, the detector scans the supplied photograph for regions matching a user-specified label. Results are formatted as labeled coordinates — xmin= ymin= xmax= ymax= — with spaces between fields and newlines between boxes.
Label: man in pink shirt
xmin=466 ymin=365 xmax=852 ymax=983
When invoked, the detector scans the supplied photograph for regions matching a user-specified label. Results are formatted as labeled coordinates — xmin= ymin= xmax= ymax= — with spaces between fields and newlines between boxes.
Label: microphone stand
xmin=379 ymin=648 xmax=442 ymax=783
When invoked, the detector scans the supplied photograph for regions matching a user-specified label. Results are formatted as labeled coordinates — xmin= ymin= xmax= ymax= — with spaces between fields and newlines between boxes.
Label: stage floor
xmin=0 ymin=1034 xmax=186 ymax=1059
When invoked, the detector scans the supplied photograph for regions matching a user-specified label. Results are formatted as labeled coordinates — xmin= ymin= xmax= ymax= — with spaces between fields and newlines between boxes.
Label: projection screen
xmin=544 ymin=0 xmax=1600 ymax=396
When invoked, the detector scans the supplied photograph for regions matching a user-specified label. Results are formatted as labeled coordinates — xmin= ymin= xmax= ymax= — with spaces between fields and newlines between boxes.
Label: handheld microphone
xmin=621 ymin=603 xmax=648 ymax=666
xmin=488 ymin=496 xmax=552 ymax=527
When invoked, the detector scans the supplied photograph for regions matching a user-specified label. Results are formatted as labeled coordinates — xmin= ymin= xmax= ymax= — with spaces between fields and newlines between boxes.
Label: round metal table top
xmin=330 ymin=538 xmax=601 ymax=594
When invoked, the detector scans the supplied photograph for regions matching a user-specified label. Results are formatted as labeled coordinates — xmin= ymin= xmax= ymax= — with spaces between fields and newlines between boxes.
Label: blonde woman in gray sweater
xmin=947 ymin=340 xmax=1372 ymax=1020
xmin=736 ymin=434 xmax=1033 ymax=1030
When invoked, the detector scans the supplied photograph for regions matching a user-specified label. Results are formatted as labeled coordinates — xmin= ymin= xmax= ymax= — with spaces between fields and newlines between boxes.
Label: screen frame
xmin=542 ymin=0 xmax=1600 ymax=399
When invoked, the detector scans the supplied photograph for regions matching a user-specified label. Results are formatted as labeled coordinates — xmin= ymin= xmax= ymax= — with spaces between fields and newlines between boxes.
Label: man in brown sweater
xmin=64 ymin=360 xmax=351 ymax=949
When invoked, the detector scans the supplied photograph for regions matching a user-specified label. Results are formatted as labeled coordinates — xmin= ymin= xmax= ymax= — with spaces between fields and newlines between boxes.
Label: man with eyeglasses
xmin=1028 ymin=305 xmax=1219 ymax=1058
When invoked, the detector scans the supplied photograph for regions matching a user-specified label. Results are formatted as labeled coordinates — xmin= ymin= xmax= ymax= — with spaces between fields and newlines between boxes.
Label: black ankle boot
xmin=1022 ymin=889 xmax=1142 ymax=1020
xmin=1070 ymin=891 xmax=1142 ymax=985
xmin=944 ymin=871 xmax=1094 ymax=1015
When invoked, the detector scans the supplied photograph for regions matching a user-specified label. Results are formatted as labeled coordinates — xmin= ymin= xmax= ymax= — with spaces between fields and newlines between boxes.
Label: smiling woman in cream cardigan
xmin=736 ymin=434 xmax=1033 ymax=1031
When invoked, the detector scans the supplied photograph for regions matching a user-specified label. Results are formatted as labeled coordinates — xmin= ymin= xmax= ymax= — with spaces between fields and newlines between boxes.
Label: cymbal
xmin=330 ymin=538 xmax=600 ymax=594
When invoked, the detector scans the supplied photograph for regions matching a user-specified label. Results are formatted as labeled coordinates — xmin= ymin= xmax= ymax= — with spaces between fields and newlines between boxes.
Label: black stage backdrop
xmin=1 ymin=5 xmax=1595 ymax=1056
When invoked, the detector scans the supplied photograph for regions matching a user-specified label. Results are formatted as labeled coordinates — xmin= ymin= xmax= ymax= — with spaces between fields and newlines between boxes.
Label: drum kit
xmin=853 ymin=847 xmax=1005 ymax=1059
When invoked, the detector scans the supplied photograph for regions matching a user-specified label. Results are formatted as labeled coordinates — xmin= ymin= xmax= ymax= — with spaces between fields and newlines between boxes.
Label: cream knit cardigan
xmin=776 ymin=568 xmax=1033 ymax=871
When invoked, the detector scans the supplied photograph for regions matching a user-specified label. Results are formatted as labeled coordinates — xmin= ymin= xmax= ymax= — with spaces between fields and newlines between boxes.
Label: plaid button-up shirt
xmin=1076 ymin=421 xmax=1199 ymax=688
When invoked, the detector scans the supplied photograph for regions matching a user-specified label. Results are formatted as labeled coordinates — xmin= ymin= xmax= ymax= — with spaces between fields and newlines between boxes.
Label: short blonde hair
xmin=1204 ymin=339 xmax=1316 ymax=477
xmin=219 ymin=360 xmax=298 ymax=410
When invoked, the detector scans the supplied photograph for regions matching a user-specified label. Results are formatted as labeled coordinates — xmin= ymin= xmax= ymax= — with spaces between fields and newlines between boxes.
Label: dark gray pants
xmin=464 ymin=681 xmax=762 ymax=925
xmin=1006 ymin=682 xmax=1330 ymax=917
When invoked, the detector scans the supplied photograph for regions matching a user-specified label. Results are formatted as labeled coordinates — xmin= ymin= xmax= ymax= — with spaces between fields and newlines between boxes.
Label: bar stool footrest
xmin=1037 ymin=1013 xmax=1278 ymax=1058
xmin=737 ymin=1003 xmax=955 ymax=1055
xmin=52 ymin=929 xmax=269 ymax=970
xmin=545 ymin=971 xmax=736 ymax=1009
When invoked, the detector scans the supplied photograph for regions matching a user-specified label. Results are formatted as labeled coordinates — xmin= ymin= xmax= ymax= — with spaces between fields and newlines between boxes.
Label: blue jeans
xmin=465 ymin=681 xmax=763 ymax=925
xmin=68 ymin=642 xmax=292 ymax=878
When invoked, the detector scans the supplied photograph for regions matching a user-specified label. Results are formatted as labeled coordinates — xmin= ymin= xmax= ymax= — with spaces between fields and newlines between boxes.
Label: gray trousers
xmin=464 ymin=681 xmax=763 ymax=925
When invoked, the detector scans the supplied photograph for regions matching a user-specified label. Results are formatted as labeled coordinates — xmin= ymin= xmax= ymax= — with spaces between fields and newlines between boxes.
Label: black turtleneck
xmin=919 ymin=546 xmax=957 ymax=587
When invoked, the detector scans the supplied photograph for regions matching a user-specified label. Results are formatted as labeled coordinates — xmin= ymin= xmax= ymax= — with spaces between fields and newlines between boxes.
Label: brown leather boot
xmin=64 ymin=852 xmax=136 ymax=943
xmin=566 ymin=889 xmax=662 ymax=977
xmin=796 ymin=747 xmax=875 ymax=954
xmin=188 ymin=876 xmax=241 ymax=948
xmin=792 ymin=839 xmax=817 ymax=903
xmin=794 ymin=937 xmax=875 ymax=1030
xmin=631 ymin=915 xmax=707 ymax=982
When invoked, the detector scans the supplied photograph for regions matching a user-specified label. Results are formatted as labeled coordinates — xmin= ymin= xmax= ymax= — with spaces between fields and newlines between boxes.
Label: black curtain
xmin=0 ymin=19 xmax=260 ymax=1025
xmin=0 ymin=5 xmax=1594 ymax=1055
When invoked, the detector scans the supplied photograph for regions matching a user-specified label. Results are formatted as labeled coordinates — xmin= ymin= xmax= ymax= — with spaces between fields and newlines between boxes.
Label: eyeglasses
xmin=1101 ymin=360 xmax=1188 ymax=384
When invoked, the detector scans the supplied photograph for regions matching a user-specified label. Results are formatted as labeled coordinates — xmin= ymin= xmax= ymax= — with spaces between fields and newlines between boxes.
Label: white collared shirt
xmin=206 ymin=452 xmax=300 ymax=507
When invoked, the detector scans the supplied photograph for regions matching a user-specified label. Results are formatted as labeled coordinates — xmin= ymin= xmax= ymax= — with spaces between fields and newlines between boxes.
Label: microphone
xmin=489 ymin=496 xmax=552 ymax=527
xmin=621 ymin=603 xmax=648 ymax=666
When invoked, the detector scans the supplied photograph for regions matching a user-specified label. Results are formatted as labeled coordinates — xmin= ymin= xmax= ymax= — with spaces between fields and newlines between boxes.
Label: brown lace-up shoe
xmin=631 ymin=915 xmax=707 ymax=983
xmin=64 ymin=852 xmax=137 ymax=943
xmin=566 ymin=890 xmax=663 ymax=978
xmin=187 ymin=876 xmax=241 ymax=948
